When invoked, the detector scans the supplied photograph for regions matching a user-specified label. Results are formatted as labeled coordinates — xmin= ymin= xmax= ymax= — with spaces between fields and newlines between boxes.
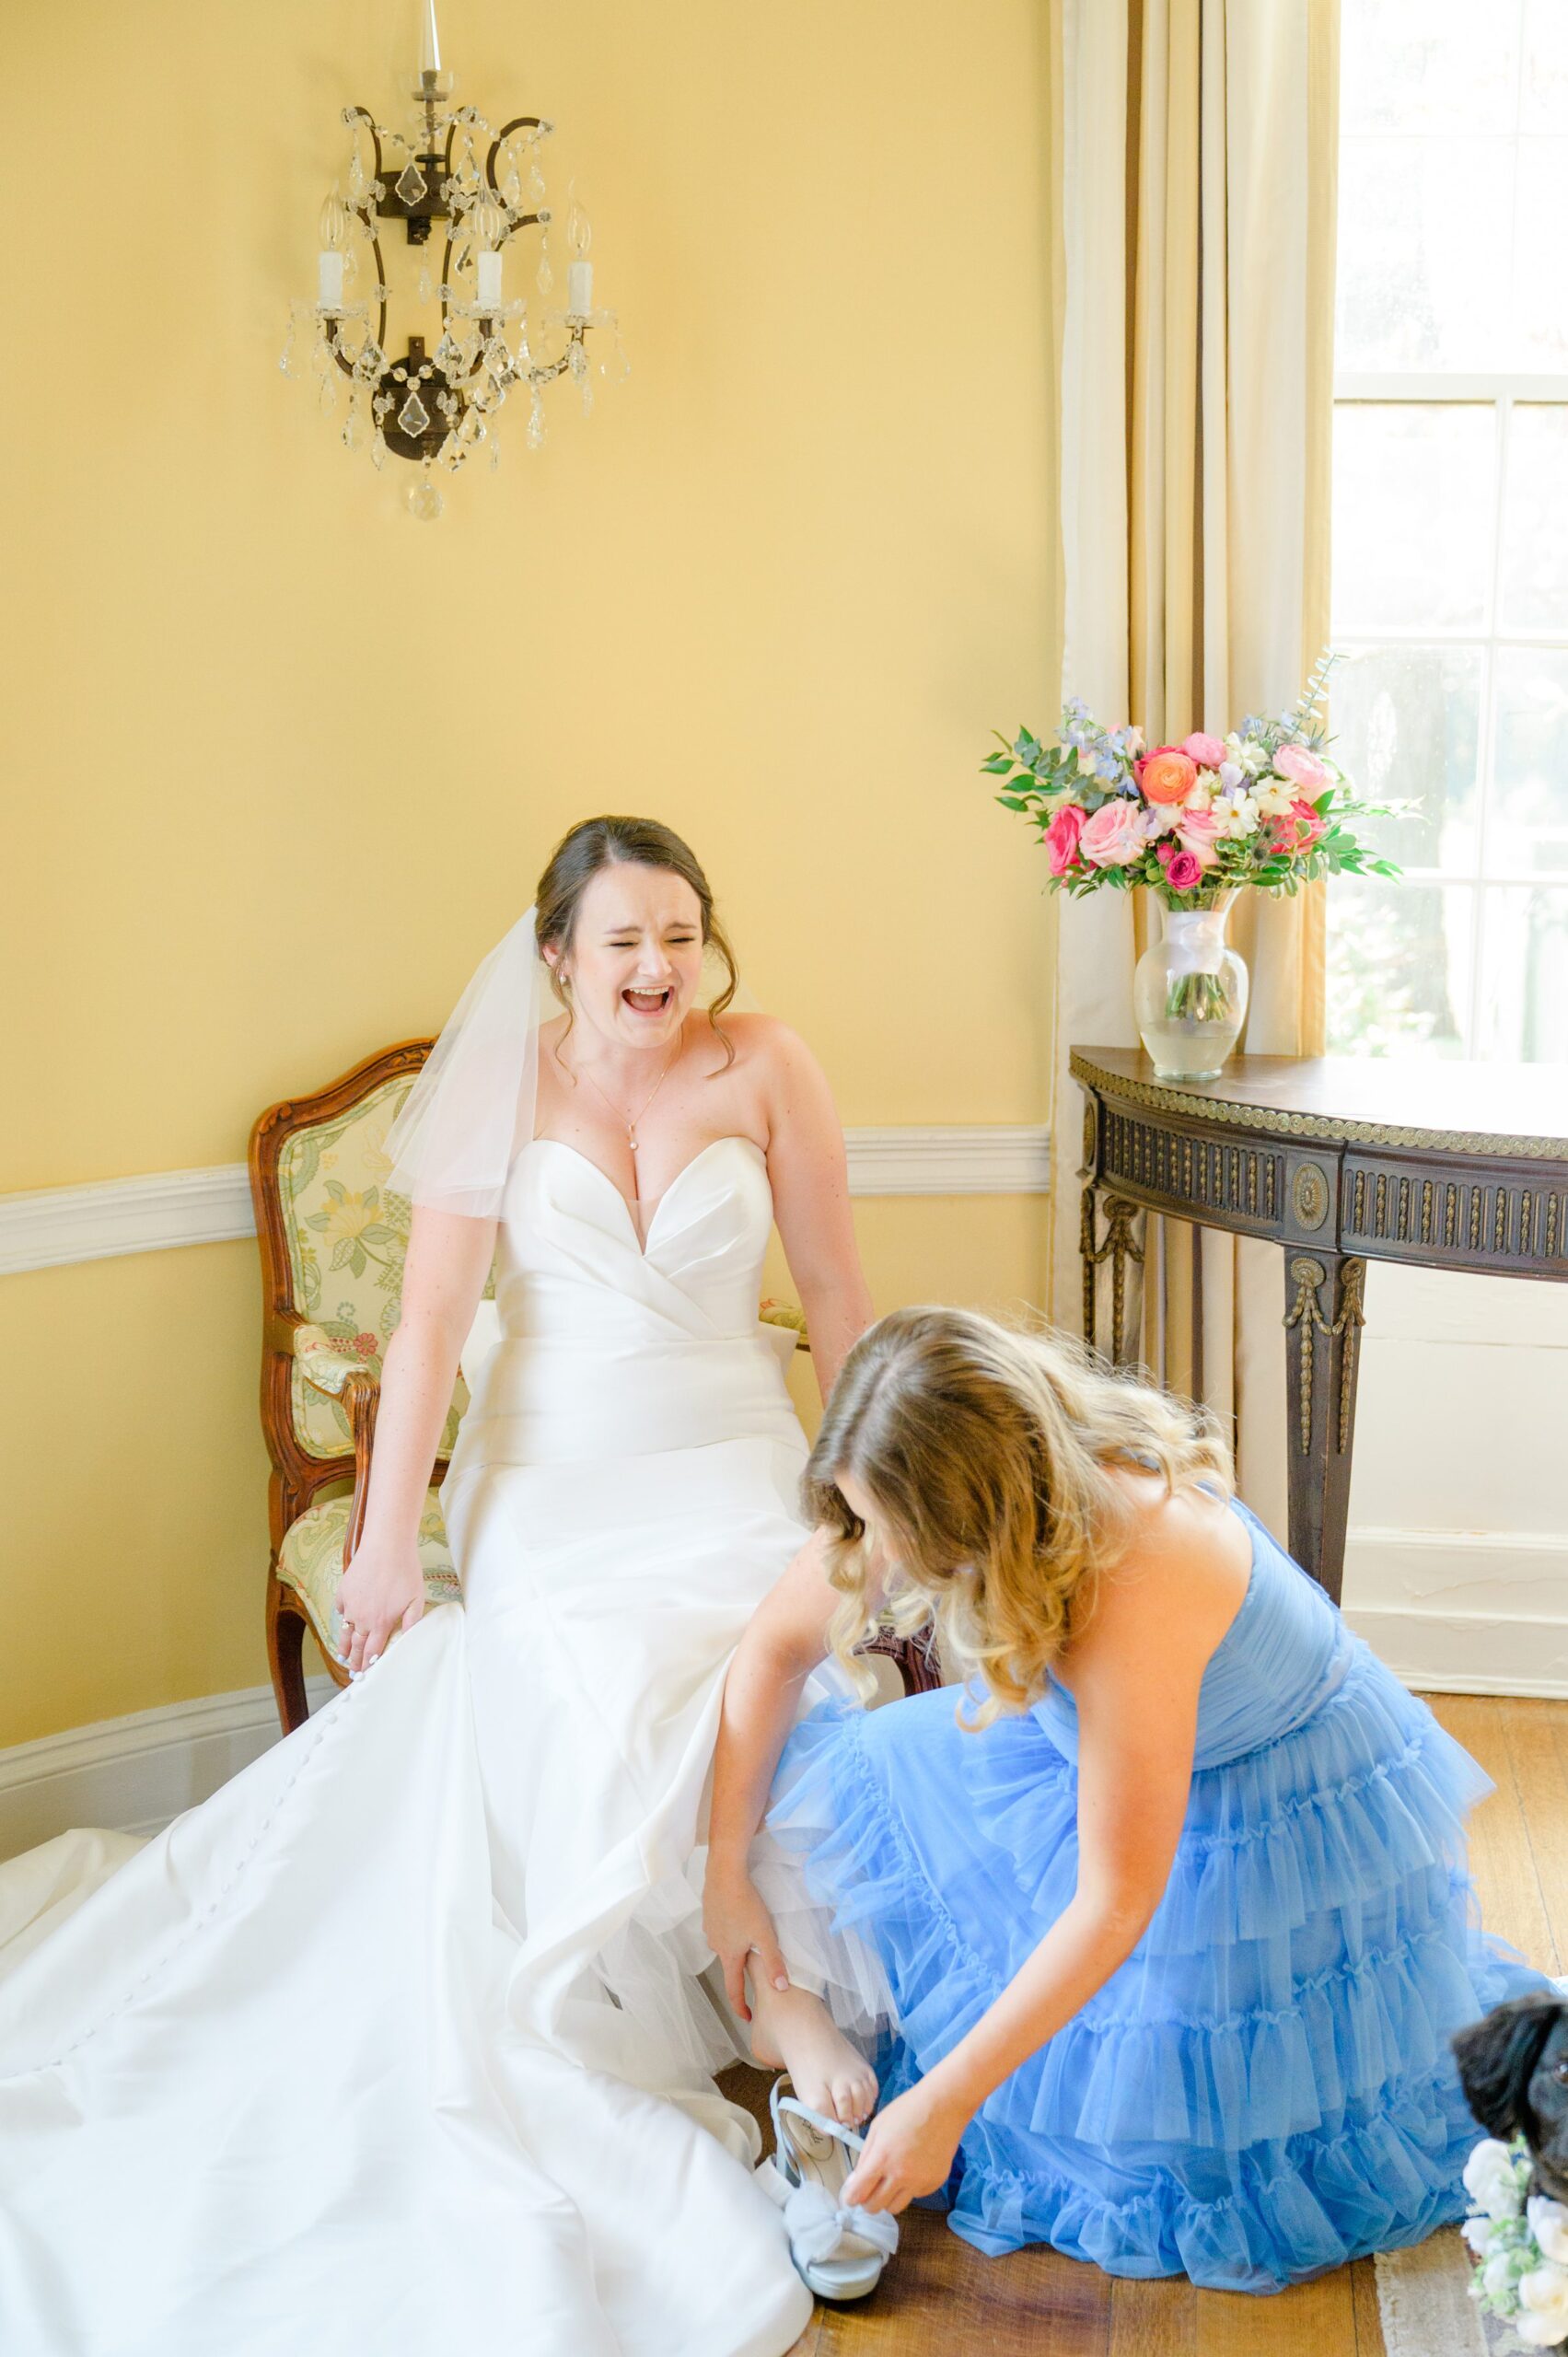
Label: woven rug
xmin=1376 ymin=2232 xmax=1517 ymax=2357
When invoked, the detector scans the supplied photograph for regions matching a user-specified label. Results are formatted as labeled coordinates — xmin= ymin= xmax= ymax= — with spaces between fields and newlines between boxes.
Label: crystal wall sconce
xmin=280 ymin=2 xmax=625 ymax=519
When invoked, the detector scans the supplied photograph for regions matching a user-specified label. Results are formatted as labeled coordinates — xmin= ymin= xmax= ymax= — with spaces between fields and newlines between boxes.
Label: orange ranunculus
xmin=1138 ymin=747 xmax=1199 ymax=806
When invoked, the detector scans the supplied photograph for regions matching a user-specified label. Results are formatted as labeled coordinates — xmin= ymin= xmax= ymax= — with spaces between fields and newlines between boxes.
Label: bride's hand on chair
xmin=704 ymin=1864 xmax=791 ymax=2023
xmin=333 ymin=1538 xmax=424 ymax=1678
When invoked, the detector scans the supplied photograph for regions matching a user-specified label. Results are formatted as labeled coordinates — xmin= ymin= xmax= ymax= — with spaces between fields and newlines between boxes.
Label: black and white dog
xmin=1454 ymin=1993 xmax=1568 ymax=2201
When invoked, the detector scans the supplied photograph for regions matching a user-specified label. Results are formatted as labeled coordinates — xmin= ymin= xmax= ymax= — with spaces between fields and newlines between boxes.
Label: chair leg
xmin=266 ymin=1573 xmax=310 ymax=1734
xmin=863 ymin=1627 xmax=945 ymax=1699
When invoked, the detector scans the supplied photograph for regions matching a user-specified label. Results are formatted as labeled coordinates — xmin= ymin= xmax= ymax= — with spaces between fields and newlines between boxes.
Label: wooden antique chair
xmin=250 ymin=1040 xmax=939 ymax=1734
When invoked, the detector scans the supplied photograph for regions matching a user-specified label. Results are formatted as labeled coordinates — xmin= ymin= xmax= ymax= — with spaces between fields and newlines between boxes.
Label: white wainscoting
xmin=1339 ymin=1260 xmax=1568 ymax=1700
xmin=0 ymin=1678 xmax=336 ymax=1861
xmin=0 ymin=1125 xmax=1053 ymax=1276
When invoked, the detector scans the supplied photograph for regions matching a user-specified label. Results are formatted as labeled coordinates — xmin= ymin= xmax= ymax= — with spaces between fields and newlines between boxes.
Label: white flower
xmin=1219 ymin=792 xmax=1261 ymax=840
xmin=1467 ymin=2139 xmax=1527 ymax=2221
xmin=1184 ymin=777 xmax=1214 ymax=812
xmin=1237 ymin=740 xmax=1269 ymax=776
xmin=1484 ymin=2249 xmax=1516 ymax=2297
xmin=1517 ymin=2262 xmax=1568 ymax=2345
xmin=1464 ymin=2215 xmax=1498 ymax=2258
xmin=1255 ymin=777 xmax=1295 ymax=819
xmin=1530 ymin=2198 xmax=1568 ymax=2268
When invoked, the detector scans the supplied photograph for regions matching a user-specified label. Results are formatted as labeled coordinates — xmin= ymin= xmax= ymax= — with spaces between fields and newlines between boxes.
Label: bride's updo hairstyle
xmin=535 ymin=815 xmax=740 ymax=1060
xmin=804 ymin=1306 xmax=1232 ymax=1727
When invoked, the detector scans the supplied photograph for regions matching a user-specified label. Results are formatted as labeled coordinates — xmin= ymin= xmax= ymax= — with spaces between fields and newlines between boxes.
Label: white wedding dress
xmin=0 ymin=1136 xmax=879 ymax=2357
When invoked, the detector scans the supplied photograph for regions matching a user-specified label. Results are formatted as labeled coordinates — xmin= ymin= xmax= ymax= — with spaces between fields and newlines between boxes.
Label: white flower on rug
xmin=1466 ymin=2137 xmax=1527 ymax=2220
xmin=1517 ymin=2260 xmax=1568 ymax=2346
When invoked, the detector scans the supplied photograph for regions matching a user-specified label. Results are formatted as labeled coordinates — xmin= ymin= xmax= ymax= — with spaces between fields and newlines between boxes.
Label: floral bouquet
xmin=1464 ymin=2136 xmax=1568 ymax=2347
xmin=983 ymin=653 xmax=1405 ymax=1077
xmin=982 ymin=653 xmax=1399 ymax=911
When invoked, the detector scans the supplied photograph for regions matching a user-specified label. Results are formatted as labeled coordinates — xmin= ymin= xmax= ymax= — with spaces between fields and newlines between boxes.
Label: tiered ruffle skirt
xmin=768 ymin=1651 xmax=1548 ymax=2292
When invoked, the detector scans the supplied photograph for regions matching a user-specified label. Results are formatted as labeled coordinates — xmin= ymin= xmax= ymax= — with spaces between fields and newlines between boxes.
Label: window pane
xmin=1327 ymin=878 xmax=1473 ymax=1057
xmin=1512 ymin=140 xmax=1568 ymax=367
xmin=1479 ymin=885 xmax=1568 ymax=1057
xmin=1329 ymin=644 xmax=1481 ymax=869
xmin=1337 ymin=136 xmax=1515 ymax=368
xmin=1524 ymin=0 xmax=1568 ymax=133
xmin=1491 ymin=648 xmax=1568 ymax=874
xmin=1500 ymin=407 xmax=1568 ymax=633
xmin=1343 ymin=0 xmax=1519 ymax=134
xmin=1332 ymin=406 xmax=1495 ymax=633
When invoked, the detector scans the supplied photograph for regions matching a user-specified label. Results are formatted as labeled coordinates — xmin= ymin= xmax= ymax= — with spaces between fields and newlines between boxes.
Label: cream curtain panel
xmin=1047 ymin=0 xmax=1341 ymax=1536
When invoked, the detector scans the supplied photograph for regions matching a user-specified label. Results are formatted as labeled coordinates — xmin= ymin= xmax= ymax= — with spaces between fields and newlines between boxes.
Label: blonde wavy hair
xmin=804 ymin=1306 xmax=1232 ymax=1728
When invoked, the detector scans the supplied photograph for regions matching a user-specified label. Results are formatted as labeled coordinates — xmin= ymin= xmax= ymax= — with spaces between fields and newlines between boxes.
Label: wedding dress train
xmin=0 ymin=1136 xmax=867 ymax=2357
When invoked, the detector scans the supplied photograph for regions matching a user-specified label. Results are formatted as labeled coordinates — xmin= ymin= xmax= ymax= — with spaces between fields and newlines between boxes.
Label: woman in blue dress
xmin=704 ymin=1305 xmax=1551 ymax=2293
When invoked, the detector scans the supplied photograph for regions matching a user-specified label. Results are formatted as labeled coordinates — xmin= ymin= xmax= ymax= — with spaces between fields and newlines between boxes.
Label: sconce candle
xmin=476 ymin=250 xmax=504 ymax=309
xmin=317 ymin=251 xmax=345 ymax=308
xmin=567 ymin=260 xmax=593 ymax=316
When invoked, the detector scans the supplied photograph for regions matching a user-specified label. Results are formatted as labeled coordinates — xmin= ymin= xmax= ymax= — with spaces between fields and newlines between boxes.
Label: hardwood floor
xmin=720 ymin=1690 xmax=1568 ymax=2357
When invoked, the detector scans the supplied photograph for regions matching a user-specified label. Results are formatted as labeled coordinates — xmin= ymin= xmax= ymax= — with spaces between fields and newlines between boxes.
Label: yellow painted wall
xmin=2 ymin=0 xmax=1061 ymax=1746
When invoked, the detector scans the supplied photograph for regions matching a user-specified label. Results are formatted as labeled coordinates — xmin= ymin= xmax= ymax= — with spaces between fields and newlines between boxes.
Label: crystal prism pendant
xmin=396 ymin=161 xmax=429 ymax=207
xmin=434 ymin=331 xmax=466 ymax=374
xmin=407 ymin=477 xmax=445 ymax=521
xmin=398 ymin=389 xmax=431 ymax=436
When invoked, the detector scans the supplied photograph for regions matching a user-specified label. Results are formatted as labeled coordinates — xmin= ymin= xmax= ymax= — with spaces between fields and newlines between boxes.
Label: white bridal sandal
xmin=761 ymin=2074 xmax=899 ymax=2303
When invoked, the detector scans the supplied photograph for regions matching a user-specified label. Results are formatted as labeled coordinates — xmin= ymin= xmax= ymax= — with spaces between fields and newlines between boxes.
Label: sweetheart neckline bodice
xmin=521 ymin=1133 xmax=766 ymax=1258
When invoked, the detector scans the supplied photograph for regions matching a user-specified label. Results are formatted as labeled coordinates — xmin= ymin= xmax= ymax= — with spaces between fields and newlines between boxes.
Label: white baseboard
xmin=0 ymin=1676 xmax=335 ymax=1862
xmin=1344 ymin=1524 xmax=1568 ymax=1699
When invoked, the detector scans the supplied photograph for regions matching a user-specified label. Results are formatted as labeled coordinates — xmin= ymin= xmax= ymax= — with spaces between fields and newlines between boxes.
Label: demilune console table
xmin=1071 ymin=1048 xmax=1568 ymax=1603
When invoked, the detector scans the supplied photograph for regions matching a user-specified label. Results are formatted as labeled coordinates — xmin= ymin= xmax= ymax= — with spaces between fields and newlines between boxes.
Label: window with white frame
xmin=1327 ymin=1 xmax=1568 ymax=1062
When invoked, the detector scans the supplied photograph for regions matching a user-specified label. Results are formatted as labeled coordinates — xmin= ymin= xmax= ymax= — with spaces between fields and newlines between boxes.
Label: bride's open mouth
xmin=622 ymin=985 xmax=674 ymax=1017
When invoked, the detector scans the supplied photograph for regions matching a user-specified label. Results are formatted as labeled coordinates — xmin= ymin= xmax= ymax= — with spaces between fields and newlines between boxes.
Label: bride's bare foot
xmin=747 ymin=1979 xmax=877 ymax=2128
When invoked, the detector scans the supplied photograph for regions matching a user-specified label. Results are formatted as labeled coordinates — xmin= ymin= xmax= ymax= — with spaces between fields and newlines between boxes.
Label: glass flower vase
xmin=1133 ymin=895 xmax=1249 ymax=1081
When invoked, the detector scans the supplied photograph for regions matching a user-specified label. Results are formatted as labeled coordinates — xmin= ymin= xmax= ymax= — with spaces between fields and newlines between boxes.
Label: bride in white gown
xmin=0 ymin=818 xmax=890 ymax=2357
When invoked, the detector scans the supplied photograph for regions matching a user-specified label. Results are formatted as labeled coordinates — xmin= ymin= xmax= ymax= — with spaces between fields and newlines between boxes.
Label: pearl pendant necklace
xmin=576 ymin=1038 xmax=680 ymax=1167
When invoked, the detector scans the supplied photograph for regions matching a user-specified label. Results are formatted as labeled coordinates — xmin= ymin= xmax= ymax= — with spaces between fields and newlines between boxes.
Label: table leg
xmin=1080 ymin=1189 xmax=1144 ymax=1365
xmin=1282 ymin=1251 xmax=1367 ymax=1601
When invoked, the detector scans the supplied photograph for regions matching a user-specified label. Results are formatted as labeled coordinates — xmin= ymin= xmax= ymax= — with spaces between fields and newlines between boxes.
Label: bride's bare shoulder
xmin=712 ymin=1010 xmax=818 ymax=1073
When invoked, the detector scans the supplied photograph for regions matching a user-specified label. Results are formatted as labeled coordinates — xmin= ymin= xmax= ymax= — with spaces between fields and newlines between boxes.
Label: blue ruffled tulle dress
xmin=767 ymin=1493 xmax=1551 ymax=2293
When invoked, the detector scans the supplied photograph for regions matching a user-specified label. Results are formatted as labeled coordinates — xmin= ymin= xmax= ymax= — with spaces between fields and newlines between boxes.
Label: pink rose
xmin=1273 ymin=742 xmax=1329 ymax=794
xmin=1159 ymin=846 xmax=1204 ymax=892
xmin=1045 ymin=802 xmax=1087 ymax=876
xmin=1266 ymin=799 xmax=1327 ymax=854
xmin=1174 ymin=807 xmax=1225 ymax=869
xmin=1181 ymin=732 xmax=1226 ymax=769
xmin=1078 ymin=798 xmax=1151 ymax=868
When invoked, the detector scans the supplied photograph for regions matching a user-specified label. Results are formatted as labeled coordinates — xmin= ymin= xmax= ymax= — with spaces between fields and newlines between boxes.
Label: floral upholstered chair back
xmin=276 ymin=1070 xmax=474 ymax=1465
xmin=250 ymin=1040 xmax=497 ymax=1731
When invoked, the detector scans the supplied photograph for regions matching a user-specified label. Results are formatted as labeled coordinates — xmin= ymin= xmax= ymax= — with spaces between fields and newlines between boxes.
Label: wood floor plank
xmin=1349 ymin=2255 xmax=1385 ymax=2357
xmin=1108 ymin=2275 xmax=1196 ymax=2355
xmin=1504 ymin=1697 xmax=1568 ymax=1973
xmin=813 ymin=2216 xmax=1113 ymax=2356
xmin=1424 ymin=1693 xmax=1555 ymax=1967
xmin=1193 ymin=2270 xmax=1355 ymax=2356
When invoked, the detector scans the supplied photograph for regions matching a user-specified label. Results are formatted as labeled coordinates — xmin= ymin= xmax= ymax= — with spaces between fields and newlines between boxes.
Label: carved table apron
xmin=1071 ymin=1048 xmax=1568 ymax=1601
